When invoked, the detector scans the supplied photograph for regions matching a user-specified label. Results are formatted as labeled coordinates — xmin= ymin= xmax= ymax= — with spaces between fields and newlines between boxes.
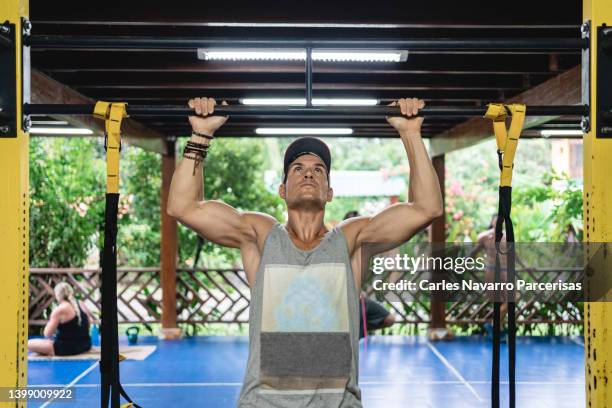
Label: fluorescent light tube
xmin=241 ymin=98 xmax=307 ymax=105
xmin=241 ymin=98 xmax=378 ymax=106
xmin=30 ymin=120 xmax=69 ymax=125
xmin=312 ymin=98 xmax=378 ymax=106
xmin=312 ymin=50 xmax=406 ymax=62
xmin=199 ymin=49 xmax=305 ymax=61
xmin=540 ymin=130 xmax=583 ymax=137
xmin=29 ymin=127 xmax=94 ymax=135
xmin=256 ymin=128 xmax=353 ymax=135
xmin=199 ymin=49 xmax=407 ymax=62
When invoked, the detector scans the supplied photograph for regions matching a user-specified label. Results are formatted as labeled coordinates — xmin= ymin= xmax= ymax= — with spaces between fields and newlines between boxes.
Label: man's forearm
xmin=399 ymin=130 xmax=443 ymax=214
xmin=167 ymin=135 xmax=209 ymax=216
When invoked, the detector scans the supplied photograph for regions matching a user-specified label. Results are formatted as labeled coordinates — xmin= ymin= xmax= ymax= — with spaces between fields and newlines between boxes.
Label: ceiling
xmin=28 ymin=0 xmax=583 ymax=140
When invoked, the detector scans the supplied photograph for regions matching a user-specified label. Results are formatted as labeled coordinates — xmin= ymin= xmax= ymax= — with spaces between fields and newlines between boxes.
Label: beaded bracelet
xmin=183 ymin=141 xmax=210 ymax=175
xmin=183 ymin=152 xmax=207 ymax=175
xmin=191 ymin=130 xmax=214 ymax=140
xmin=183 ymin=146 xmax=207 ymax=157
xmin=185 ymin=140 xmax=210 ymax=152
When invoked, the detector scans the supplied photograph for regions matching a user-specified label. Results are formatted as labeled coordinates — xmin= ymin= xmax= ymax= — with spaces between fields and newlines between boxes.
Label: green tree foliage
xmin=29 ymin=137 xmax=107 ymax=267
xmin=512 ymin=171 xmax=583 ymax=241
xmin=29 ymin=137 xmax=283 ymax=268
xmin=325 ymin=197 xmax=379 ymax=222
xmin=444 ymin=138 xmax=582 ymax=242
xmin=116 ymin=147 xmax=162 ymax=266
xmin=177 ymin=138 xmax=284 ymax=268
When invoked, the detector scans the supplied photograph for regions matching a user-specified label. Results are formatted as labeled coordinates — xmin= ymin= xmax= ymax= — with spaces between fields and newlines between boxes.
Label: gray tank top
xmin=237 ymin=223 xmax=362 ymax=407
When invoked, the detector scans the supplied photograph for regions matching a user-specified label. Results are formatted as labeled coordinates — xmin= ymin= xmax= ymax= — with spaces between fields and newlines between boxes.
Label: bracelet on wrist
xmin=182 ymin=153 xmax=206 ymax=175
xmin=183 ymin=147 xmax=208 ymax=159
xmin=191 ymin=130 xmax=214 ymax=140
xmin=185 ymin=140 xmax=210 ymax=150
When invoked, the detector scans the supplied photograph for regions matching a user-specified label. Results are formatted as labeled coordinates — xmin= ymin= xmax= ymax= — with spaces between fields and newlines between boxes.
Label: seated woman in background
xmin=28 ymin=282 xmax=94 ymax=356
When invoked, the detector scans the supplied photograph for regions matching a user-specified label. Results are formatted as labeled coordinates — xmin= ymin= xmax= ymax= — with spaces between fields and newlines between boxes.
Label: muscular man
xmin=167 ymin=97 xmax=442 ymax=407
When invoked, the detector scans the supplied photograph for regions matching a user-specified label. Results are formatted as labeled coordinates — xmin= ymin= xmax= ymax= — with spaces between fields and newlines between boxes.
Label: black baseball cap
xmin=283 ymin=137 xmax=331 ymax=183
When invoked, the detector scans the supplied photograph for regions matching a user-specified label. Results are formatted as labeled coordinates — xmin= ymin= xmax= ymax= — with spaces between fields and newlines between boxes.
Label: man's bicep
xmin=174 ymin=200 xmax=256 ymax=248
xmin=356 ymin=204 xmax=432 ymax=248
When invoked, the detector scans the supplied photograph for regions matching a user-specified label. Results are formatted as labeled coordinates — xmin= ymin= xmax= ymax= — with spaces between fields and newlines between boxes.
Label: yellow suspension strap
xmin=484 ymin=103 xmax=526 ymax=408
xmin=93 ymin=102 xmax=141 ymax=408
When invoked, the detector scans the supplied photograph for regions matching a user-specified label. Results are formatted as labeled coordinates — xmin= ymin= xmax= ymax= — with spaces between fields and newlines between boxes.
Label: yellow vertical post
xmin=584 ymin=0 xmax=612 ymax=407
xmin=0 ymin=0 xmax=29 ymax=407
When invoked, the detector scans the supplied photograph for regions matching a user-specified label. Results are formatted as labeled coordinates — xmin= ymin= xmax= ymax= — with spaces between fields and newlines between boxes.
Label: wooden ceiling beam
xmin=31 ymin=69 xmax=167 ymax=154
xmin=429 ymin=65 xmax=581 ymax=156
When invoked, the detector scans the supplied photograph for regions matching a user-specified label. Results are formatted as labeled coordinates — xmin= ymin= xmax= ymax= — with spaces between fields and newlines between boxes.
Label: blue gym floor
xmin=28 ymin=335 xmax=585 ymax=408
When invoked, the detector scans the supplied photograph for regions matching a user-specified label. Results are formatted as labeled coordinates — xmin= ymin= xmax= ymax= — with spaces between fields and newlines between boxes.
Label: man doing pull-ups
xmin=167 ymin=97 xmax=443 ymax=407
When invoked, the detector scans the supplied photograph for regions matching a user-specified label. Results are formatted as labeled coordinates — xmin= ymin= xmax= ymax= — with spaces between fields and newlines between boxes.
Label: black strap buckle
xmin=103 ymin=133 xmax=122 ymax=153
xmin=497 ymin=149 xmax=503 ymax=171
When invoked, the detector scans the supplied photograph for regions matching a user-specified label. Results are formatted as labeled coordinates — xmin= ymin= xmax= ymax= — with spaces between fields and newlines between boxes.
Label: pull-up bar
xmin=24 ymin=35 xmax=586 ymax=51
xmin=22 ymin=103 xmax=589 ymax=118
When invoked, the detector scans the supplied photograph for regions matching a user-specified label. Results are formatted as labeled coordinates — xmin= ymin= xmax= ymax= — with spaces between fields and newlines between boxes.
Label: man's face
xmin=279 ymin=154 xmax=333 ymax=210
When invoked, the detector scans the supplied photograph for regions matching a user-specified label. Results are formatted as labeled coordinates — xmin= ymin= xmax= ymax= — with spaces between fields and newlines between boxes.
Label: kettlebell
xmin=126 ymin=326 xmax=139 ymax=345
xmin=91 ymin=323 xmax=100 ymax=347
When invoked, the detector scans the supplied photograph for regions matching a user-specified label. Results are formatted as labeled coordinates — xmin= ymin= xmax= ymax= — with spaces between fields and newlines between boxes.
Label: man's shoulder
xmin=242 ymin=212 xmax=278 ymax=245
xmin=243 ymin=212 xmax=277 ymax=229
xmin=337 ymin=216 xmax=371 ymax=254
xmin=338 ymin=216 xmax=370 ymax=237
